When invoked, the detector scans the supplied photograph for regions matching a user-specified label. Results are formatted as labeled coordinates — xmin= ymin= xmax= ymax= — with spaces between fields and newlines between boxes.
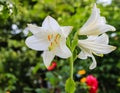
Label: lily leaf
xmin=65 ymin=78 xmax=76 ymax=93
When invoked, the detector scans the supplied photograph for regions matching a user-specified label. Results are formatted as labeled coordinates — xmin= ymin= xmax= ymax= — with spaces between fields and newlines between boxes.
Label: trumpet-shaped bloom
xmin=25 ymin=16 xmax=72 ymax=68
xmin=79 ymin=4 xmax=116 ymax=36
xmin=78 ymin=34 xmax=116 ymax=69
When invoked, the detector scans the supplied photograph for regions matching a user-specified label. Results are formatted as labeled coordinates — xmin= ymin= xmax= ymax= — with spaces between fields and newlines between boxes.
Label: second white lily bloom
xmin=25 ymin=16 xmax=72 ymax=68
xmin=78 ymin=4 xmax=116 ymax=69
xmin=78 ymin=33 xmax=116 ymax=69
xmin=79 ymin=4 xmax=116 ymax=36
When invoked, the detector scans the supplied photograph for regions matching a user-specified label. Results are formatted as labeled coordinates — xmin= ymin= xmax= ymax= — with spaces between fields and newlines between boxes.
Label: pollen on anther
xmin=54 ymin=39 xmax=57 ymax=44
xmin=50 ymin=42 xmax=53 ymax=46
xmin=54 ymin=34 xmax=60 ymax=44
xmin=55 ymin=34 xmax=59 ymax=39
xmin=48 ymin=35 xmax=51 ymax=41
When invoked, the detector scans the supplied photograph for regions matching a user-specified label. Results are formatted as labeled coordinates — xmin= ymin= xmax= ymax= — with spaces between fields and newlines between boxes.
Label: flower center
xmin=47 ymin=34 xmax=61 ymax=51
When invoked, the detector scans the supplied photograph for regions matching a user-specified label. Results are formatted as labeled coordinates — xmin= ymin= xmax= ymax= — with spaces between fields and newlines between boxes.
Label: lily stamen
xmin=48 ymin=35 xmax=51 ymax=41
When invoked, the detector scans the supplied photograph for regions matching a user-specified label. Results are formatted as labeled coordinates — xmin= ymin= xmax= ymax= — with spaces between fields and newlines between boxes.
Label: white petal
xmin=78 ymin=39 xmax=116 ymax=55
xmin=78 ymin=51 xmax=88 ymax=59
xmin=42 ymin=51 xmax=55 ymax=68
xmin=94 ymin=33 xmax=109 ymax=44
xmin=89 ymin=55 xmax=97 ymax=69
xmin=80 ymin=24 xmax=115 ymax=36
xmin=25 ymin=36 xmax=49 ymax=50
xmin=79 ymin=4 xmax=116 ymax=36
xmin=27 ymin=24 xmax=42 ymax=34
xmin=61 ymin=26 xmax=73 ymax=37
xmin=56 ymin=40 xmax=72 ymax=58
xmin=89 ymin=24 xmax=116 ymax=35
xmin=80 ymin=24 xmax=115 ymax=35
xmin=77 ymin=43 xmax=97 ymax=69
xmin=80 ymin=4 xmax=100 ymax=29
xmin=78 ymin=44 xmax=92 ymax=59
xmin=87 ymin=33 xmax=109 ymax=44
xmin=78 ymin=47 xmax=97 ymax=69
xmin=27 ymin=24 xmax=50 ymax=39
xmin=42 ymin=16 xmax=61 ymax=33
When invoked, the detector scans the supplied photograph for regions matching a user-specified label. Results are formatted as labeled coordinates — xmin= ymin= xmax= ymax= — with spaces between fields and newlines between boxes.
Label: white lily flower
xmin=25 ymin=16 xmax=72 ymax=68
xmin=79 ymin=4 xmax=116 ymax=36
xmin=78 ymin=33 xmax=116 ymax=69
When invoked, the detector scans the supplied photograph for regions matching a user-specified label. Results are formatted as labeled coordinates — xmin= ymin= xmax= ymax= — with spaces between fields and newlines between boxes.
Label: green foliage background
xmin=0 ymin=0 xmax=120 ymax=93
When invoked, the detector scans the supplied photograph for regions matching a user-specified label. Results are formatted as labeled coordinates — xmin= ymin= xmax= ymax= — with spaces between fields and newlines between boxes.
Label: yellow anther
xmin=54 ymin=34 xmax=60 ymax=44
xmin=55 ymin=34 xmax=59 ymax=39
xmin=48 ymin=42 xmax=54 ymax=51
xmin=54 ymin=39 xmax=57 ymax=44
xmin=48 ymin=34 xmax=61 ymax=51
xmin=50 ymin=42 xmax=53 ymax=46
xmin=48 ymin=35 xmax=51 ymax=41
xmin=48 ymin=34 xmax=54 ymax=41
xmin=93 ymin=52 xmax=103 ymax=57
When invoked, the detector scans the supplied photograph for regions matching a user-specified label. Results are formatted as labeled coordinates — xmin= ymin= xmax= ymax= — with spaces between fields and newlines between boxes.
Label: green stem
xmin=65 ymin=30 xmax=78 ymax=93
xmin=70 ymin=55 xmax=73 ymax=79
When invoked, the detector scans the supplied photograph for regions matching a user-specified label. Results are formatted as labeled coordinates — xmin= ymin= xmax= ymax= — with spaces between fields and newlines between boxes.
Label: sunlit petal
xmin=78 ymin=34 xmax=116 ymax=69
xmin=80 ymin=4 xmax=100 ymax=29
xmin=78 ymin=39 xmax=116 ymax=55
xmin=42 ymin=16 xmax=61 ymax=33
xmin=25 ymin=36 xmax=49 ymax=50
xmin=78 ymin=51 xmax=88 ymax=59
xmin=27 ymin=24 xmax=50 ymax=39
xmin=89 ymin=55 xmax=97 ymax=69
xmin=79 ymin=4 xmax=116 ymax=36
xmin=61 ymin=26 xmax=73 ymax=37
xmin=94 ymin=33 xmax=109 ymax=44
xmin=87 ymin=33 xmax=108 ymax=44
xmin=27 ymin=24 xmax=43 ymax=34
xmin=78 ymin=48 xmax=97 ymax=69
xmin=56 ymin=40 xmax=72 ymax=58
xmin=42 ymin=51 xmax=55 ymax=68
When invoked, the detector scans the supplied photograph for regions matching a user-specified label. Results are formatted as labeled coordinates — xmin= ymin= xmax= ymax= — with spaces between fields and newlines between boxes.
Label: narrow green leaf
xmin=71 ymin=30 xmax=78 ymax=52
xmin=73 ymin=49 xmax=78 ymax=61
xmin=65 ymin=78 xmax=76 ymax=93
xmin=66 ymin=37 xmax=71 ymax=48
xmin=71 ymin=39 xmax=78 ymax=52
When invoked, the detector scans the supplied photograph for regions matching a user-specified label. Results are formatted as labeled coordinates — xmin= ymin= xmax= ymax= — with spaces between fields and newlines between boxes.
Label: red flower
xmin=47 ymin=62 xmax=57 ymax=71
xmin=86 ymin=75 xmax=98 ymax=93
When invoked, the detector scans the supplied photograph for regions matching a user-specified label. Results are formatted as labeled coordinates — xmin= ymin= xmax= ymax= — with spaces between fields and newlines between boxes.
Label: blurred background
xmin=0 ymin=0 xmax=120 ymax=93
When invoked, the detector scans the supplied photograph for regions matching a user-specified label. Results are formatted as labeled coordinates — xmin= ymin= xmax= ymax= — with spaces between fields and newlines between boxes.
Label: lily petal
xmin=56 ymin=40 xmax=72 ymax=58
xmin=87 ymin=33 xmax=108 ymax=44
xmin=80 ymin=4 xmax=100 ymax=29
xmin=27 ymin=24 xmax=50 ymax=39
xmin=27 ymin=24 xmax=42 ymax=34
xmin=80 ymin=24 xmax=115 ymax=36
xmin=78 ymin=34 xmax=116 ymax=69
xmin=78 ymin=48 xmax=97 ymax=69
xmin=42 ymin=51 xmax=55 ymax=68
xmin=78 ymin=51 xmax=88 ymax=59
xmin=79 ymin=4 xmax=116 ymax=36
xmin=61 ymin=26 xmax=73 ymax=37
xmin=94 ymin=33 xmax=109 ymax=44
xmin=25 ymin=36 xmax=49 ymax=50
xmin=89 ymin=55 xmax=97 ymax=69
xmin=42 ymin=16 xmax=61 ymax=33
xmin=78 ymin=39 xmax=116 ymax=55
